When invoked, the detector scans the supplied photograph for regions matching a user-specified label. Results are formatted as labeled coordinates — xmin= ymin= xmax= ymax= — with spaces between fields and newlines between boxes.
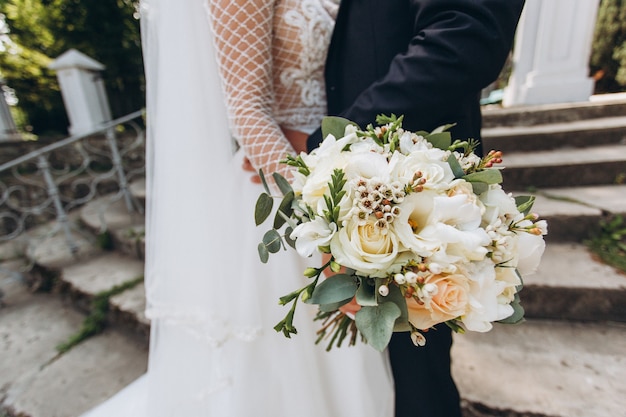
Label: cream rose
xmin=330 ymin=215 xmax=400 ymax=277
xmin=407 ymin=273 xmax=470 ymax=330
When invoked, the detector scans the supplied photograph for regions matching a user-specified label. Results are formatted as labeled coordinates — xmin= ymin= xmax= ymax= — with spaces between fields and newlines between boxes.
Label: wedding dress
xmin=79 ymin=0 xmax=394 ymax=416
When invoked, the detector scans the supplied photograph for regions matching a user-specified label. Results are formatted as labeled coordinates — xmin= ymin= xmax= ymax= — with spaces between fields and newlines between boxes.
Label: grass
xmin=585 ymin=215 xmax=626 ymax=273
xmin=56 ymin=276 xmax=143 ymax=353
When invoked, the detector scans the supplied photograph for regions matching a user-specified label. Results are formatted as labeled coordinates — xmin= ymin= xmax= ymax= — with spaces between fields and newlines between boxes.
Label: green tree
xmin=0 ymin=0 xmax=143 ymax=136
xmin=590 ymin=0 xmax=626 ymax=93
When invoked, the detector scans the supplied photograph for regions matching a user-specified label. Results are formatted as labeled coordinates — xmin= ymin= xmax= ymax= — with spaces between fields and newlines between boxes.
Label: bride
xmin=80 ymin=0 xmax=394 ymax=416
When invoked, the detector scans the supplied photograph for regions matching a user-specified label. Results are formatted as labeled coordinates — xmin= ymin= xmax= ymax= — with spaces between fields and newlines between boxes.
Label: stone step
xmin=500 ymin=144 xmax=626 ymax=189
xmin=482 ymin=116 xmax=626 ymax=154
xmin=452 ymin=319 xmax=626 ymax=417
xmin=522 ymin=242 xmax=626 ymax=322
xmin=0 ymin=272 xmax=147 ymax=417
xmin=527 ymin=185 xmax=626 ymax=242
xmin=481 ymin=93 xmax=626 ymax=128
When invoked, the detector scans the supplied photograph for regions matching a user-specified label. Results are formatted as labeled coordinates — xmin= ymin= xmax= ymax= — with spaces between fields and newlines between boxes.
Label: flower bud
xmin=411 ymin=331 xmax=426 ymax=347
xmin=378 ymin=284 xmax=389 ymax=297
xmin=394 ymin=273 xmax=406 ymax=285
xmin=330 ymin=261 xmax=341 ymax=273
xmin=405 ymin=271 xmax=418 ymax=284
xmin=303 ymin=267 xmax=318 ymax=278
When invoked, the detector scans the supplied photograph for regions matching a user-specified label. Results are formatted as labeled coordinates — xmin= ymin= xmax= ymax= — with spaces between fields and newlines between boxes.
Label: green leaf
xmin=446 ymin=154 xmax=465 ymax=179
xmin=355 ymin=302 xmax=402 ymax=351
xmin=258 ymin=243 xmax=269 ymax=263
xmin=384 ymin=284 xmax=409 ymax=331
xmin=273 ymin=191 xmax=295 ymax=229
xmin=321 ymin=116 xmax=357 ymax=140
xmin=255 ymin=193 xmax=274 ymax=226
xmin=308 ymin=274 xmax=357 ymax=305
xmin=272 ymin=172 xmax=293 ymax=196
xmin=463 ymin=169 xmax=503 ymax=185
xmin=262 ymin=229 xmax=282 ymax=253
xmin=424 ymin=131 xmax=452 ymax=150
xmin=259 ymin=169 xmax=271 ymax=195
xmin=498 ymin=300 xmax=525 ymax=324
xmin=318 ymin=298 xmax=353 ymax=312
xmin=430 ymin=123 xmax=456 ymax=134
xmin=515 ymin=195 xmax=536 ymax=215
xmin=284 ymin=226 xmax=296 ymax=249
xmin=355 ymin=277 xmax=377 ymax=307
xmin=471 ymin=182 xmax=489 ymax=195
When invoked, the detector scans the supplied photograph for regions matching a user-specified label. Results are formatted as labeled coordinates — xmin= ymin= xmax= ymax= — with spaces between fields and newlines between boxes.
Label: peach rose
xmin=407 ymin=273 xmax=470 ymax=330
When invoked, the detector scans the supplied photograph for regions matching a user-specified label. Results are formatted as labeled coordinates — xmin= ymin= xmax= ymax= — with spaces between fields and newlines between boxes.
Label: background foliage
xmin=0 ymin=0 xmax=143 ymax=136
xmin=590 ymin=0 xmax=626 ymax=94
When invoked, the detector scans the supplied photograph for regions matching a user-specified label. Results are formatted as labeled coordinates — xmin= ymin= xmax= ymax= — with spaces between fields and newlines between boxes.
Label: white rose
xmin=390 ymin=148 xmax=454 ymax=190
xmin=343 ymin=150 xmax=390 ymax=182
xmin=290 ymin=217 xmax=337 ymax=257
xmin=394 ymin=190 xmax=442 ymax=257
xmin=330 ymin=215 xmax=400 ymax=277
xmin=399 ymin=130 xmax=431 ymax=154
xmin=460 ymin=260 xmax=506 ymax=332
xmin=515 ymin=231 xmax=546 ymax=276
xmin=480 ymin=184 xmax=518 ymax=225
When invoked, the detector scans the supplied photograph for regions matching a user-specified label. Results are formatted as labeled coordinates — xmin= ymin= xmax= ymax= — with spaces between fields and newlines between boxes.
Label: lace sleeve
xmin=208 ymin=0 xmax=295 ymax=181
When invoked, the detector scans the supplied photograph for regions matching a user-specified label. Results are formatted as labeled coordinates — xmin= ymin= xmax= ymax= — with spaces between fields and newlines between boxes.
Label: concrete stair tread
xmin=501 ymin=144 xmax=626 ymax=168
xmin=483 ymin=115 xmax=626 ymax=138
xmin=0 ymin=278 xmax=147 ymax=417
xmin=61 ymin=252 xmax=144 ymax=298
xmin=535 ymin=185 xmax=626 ymax=215
xmin=452 ymin=319 xmax=626 ymax=417
xmin=80 ymin=196 xmax=144 ymax=235
xmin=527 ymin=242 xmax=625 ymax=290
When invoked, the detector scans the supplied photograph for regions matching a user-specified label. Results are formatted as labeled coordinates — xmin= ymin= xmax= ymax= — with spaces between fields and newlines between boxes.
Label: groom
xmin=307 ymin=1 xmax=525 ymax=416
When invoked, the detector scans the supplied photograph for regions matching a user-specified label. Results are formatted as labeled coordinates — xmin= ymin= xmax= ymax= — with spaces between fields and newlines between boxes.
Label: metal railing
xmin=0 ymin=110 xmax=145 ymax=258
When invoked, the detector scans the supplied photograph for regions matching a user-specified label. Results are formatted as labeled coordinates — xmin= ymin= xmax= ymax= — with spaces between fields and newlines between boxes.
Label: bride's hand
xmin=242 ymin=127 xmax=308 ymax=182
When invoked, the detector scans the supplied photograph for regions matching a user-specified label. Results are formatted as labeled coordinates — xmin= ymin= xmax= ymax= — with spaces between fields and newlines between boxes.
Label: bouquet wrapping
xmin=255 ymin=115 xmax=547 ymax=351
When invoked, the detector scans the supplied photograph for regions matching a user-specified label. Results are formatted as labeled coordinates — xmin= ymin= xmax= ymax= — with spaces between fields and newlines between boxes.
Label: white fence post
xmin=0 ymin=80 xmax=20 ymax=141
xmin=503 ymin=0 xmax=600 ymax=107
xmin=48 ymin=49 xmax=112 ymax=135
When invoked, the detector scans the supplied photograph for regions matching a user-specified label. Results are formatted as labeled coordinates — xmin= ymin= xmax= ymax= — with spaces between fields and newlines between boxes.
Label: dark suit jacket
xmin=307 ymin=1 xmax=525 ymax=416
xmin=308 ymin=0 xmax=525 ymax=156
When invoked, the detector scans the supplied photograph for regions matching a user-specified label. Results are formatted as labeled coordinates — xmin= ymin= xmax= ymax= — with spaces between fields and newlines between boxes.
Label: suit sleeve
xmin=308 ymin=0 xmax=525 ymax=149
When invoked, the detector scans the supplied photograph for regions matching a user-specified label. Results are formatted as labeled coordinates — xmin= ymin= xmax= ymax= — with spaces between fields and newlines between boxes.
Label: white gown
xmin=80 ymin=0 xmax=395 ymax=416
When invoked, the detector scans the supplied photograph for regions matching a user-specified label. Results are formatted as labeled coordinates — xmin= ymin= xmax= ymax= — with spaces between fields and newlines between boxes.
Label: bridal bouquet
xmin=255 ymin=115 xmax=547 ymax=351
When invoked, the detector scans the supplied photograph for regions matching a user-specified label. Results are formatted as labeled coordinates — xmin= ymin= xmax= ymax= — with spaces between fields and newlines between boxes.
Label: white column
xmin=48 ymin=49 xmax=112 ymax=135
xmin=0 ymin=83 xmax=20 ymax=141
xmin=503 ymin=0 xmax=600 ymax=107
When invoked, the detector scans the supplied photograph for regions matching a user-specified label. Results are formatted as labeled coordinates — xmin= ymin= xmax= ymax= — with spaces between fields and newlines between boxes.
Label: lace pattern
xmin=208 ymin=0 xmax=336 ymax=179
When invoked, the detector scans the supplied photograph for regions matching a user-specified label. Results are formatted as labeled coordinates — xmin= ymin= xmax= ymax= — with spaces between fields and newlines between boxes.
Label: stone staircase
xmin=1 ymin=95 xmax=626 ymax=417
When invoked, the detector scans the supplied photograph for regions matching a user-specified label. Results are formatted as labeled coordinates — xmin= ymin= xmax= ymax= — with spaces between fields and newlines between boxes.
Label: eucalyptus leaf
xmin=273 ymin=191 xmax=295 ymax=229
xmin=498 ymin=300 xmax=525 ymax=324
xmin=321 ymin=116 xmax=357 ymax=140
xmin=430 ymin=123 xmax=456 ymax=134
xmin=257 ymin=243 xmax=269 ymax=263
xmin=446 ymin=154 xmax=465 ymax=179
xmin=471 ymin=182 xmax=489 ymax=195
xmin=318 ymin=298 xmax=353 ymax=312
xmin=284 ymin=226 xmax=296 ymax=249
xmin=308 ymin=274 xmax=357 ymax=305
xmin=463 ymin=169 xmax=503 ymax=185
xmin=515 ymin=195 xmax=536 ymax=215
xmin=355 ymin=302 xmax=402 ymax=352
xmin=384 ymin=284 xmax=409 ymax=330
xmin=273 ymin=172 xmax=293 ymax=196
xmin=262 ymin=229 xmax=282 ymax=253
xmin=424 ymin=131 xmax=452 ymax=150
xmin=255 ymin=193 xmax=274 ymax=226
xmin=355 ymin=277 xmax=377 ymax=307
xmin=259 ymin=169 xmax=271 ymax=195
